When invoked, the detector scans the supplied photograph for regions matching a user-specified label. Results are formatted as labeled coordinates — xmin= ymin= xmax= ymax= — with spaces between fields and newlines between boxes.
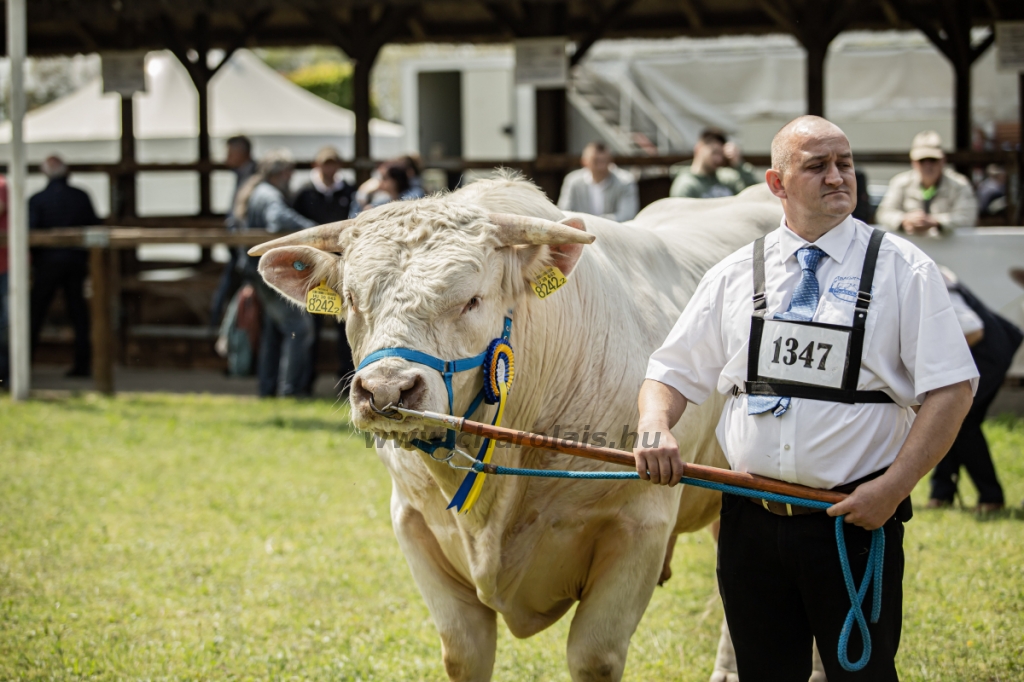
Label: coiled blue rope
xmin=472 ymin=462 xmax=884 ymax=672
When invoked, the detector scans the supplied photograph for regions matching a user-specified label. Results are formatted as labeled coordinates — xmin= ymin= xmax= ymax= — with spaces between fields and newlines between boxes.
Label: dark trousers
xmin=30 ymin=255 xmax=91 ymax=372
xmin=930 ymin=389 xmax=1004 ymax=504
xmin=717 ymin=493 xmax=905 ymax=682
xmin=251 ymin=278 xmax=314 ymax=398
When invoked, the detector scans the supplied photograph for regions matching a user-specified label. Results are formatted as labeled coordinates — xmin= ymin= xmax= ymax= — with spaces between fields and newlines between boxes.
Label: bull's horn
xmin=489 ymin=213 xmax=596 ymax=246
xmin=247 ymin=219 xmax=354 ymax=256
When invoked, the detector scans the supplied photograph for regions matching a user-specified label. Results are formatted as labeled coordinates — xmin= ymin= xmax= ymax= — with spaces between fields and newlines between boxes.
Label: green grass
xmin=0 ymin=394 xmax=1022 ymax=680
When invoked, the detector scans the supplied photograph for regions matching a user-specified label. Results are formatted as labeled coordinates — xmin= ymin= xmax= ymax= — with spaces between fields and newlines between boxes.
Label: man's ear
xmin=257 ymin=245 xmax=343 ymax=306
xmin=765 ymin=168 xmax=787 ymax=200
xmin=547 ymin=216 xmax=588 ymax=276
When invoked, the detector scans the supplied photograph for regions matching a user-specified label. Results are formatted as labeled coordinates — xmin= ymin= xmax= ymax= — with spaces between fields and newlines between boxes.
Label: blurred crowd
xmin=211 ymin=136 xmax=427 ymax=399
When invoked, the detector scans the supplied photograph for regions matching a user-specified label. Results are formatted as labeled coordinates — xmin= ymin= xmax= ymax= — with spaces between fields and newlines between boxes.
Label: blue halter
xmin=356 ymin=315 xmax=513 ymax=454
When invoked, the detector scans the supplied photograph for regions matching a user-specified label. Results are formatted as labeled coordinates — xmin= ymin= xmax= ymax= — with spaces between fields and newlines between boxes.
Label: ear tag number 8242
xmin=306 ymin=280 xmax=343 ymax=315
xmin=531 ymin=266 xmax=568 ymax=299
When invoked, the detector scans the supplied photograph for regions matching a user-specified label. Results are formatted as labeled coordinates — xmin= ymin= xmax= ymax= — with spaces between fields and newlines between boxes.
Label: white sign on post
xmin=995 ymin=22 xmax=1024 ymax=72
xmin=515 ymin=38 xmax=568 ymax=88
xmin=102 ymin=51 xmax=148 ymax=96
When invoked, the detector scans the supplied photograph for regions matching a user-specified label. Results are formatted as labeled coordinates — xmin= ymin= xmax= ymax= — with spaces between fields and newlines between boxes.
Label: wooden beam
xmin=678 ymin=0 xmax=704 ymax=29
xmin=571 ymin=0 xmax=636 ymax=65
xmin=479 ymin=1 xmax=528 ymax=37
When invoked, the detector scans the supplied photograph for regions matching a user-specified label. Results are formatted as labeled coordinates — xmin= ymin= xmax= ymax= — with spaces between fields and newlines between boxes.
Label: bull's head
xmin=248 ymin=191 xmax=594 ymax=440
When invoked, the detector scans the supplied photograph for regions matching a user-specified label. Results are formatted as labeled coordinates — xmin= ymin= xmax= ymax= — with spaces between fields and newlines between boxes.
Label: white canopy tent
xmin=0 ymin=49 xmax=405 ymax=216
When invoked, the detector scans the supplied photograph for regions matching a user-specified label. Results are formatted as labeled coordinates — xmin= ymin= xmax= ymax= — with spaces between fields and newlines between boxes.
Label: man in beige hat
xmin=876 ymin=130 xmax=977 ymax=234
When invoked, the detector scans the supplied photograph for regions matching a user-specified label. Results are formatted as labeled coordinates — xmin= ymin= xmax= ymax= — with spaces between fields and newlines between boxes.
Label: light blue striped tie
xmin=748 ymin=246 xmax=826 ymax=417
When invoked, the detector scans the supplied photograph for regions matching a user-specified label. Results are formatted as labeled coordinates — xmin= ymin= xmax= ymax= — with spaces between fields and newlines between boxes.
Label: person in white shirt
xmin=557 ymin=142 xmax=639 ymax=222
xmin=634 ymin=116 xmax=976 ymax=681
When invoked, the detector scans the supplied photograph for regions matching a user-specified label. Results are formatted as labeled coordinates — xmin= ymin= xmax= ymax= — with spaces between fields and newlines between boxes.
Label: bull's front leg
xmin=392 ymin=498 xmax=497 ymax=681
xmin=566 ymin=516 xmax=670 ymax=682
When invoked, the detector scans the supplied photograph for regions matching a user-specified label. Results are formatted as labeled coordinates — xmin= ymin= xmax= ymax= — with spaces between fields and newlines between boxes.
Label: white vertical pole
xmin=7 ymin=0 xmax=29 ymax=400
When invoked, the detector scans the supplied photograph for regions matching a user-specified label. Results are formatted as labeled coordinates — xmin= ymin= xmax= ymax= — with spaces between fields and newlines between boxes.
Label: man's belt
xmin=741 ymin=468 xmax=914 ymax=521
xmin=749 ymin=496 xmax=820 ymax=516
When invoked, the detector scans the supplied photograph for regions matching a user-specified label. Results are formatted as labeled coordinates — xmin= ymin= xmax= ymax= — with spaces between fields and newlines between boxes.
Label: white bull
xmin=251 ymin=177 xmax=783 ymax=681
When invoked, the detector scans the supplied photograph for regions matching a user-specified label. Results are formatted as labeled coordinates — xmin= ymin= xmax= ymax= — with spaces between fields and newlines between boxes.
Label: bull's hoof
xmin=709 ymin=670 xmax=739 ymax=682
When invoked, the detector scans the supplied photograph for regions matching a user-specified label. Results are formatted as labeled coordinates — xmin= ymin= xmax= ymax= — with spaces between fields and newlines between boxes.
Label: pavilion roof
xmin=19 ymin=0 xmax=1024 ymax=56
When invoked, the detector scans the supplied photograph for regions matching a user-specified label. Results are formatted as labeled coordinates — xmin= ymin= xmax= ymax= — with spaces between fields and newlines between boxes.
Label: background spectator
xmin=234 ymin=149 xmax=317 ymax=398
xmin=211 ymin=135 xmax=257 ymax=329
xmin=929 ymin=268 xmax=1023 ymax=512
xmin=400 ymin=154 xmax=425 ymax=199
xmin=852 ymin=169 xmax=875 ymax=224
xmin=670 ymin=127 xmax=759 ymax=199
xmin=877 ymin=130 xmax=977 ymax=234
xmin=557 ymin=141 xmax=639 ymax=222
xmin=976 ymin=164 xmax=1007 ymax=219
xmin=0 ymin=175 xmax=8 ymax=386
xmin=352 ymin=162 xmax=411 ymax=216
xmin=293 ymin=146 xmax=357 ymax=392
xmin=293 ymin=146 xmax=355 ymax=224
xmin=29 ymin=155 xmax=98 ymax=378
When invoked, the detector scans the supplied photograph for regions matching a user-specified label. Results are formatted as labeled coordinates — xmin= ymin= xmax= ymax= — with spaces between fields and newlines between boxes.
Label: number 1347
xmin=771 ymin=337 xmax=833 ymax=370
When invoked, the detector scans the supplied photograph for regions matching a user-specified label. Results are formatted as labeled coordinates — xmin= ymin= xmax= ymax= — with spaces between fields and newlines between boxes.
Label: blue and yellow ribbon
xmin=447 ymin=338 xmax=514 ymax=513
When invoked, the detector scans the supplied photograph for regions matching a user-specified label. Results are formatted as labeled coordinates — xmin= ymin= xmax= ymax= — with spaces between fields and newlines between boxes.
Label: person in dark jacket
xmin=292 ymin=146 xmax=356 ymax=393
xmin=929 ymin=269 xmax=1024 ymax=512
xmin=29 ymin=156 xmax=99 ymax=377
xmin=292 ymin=146 xmax=355 ymax=224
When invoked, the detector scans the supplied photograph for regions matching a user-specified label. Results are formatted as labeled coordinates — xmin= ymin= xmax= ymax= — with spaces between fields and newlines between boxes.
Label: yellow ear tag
xmin=306 ymin=280 xmax=343 ymax=315
xmin=531 ymin=266 xmax=567 ymax=299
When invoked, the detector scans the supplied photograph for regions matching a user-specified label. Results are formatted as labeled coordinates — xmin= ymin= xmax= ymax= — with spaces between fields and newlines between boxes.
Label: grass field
xmin=1 ymin=393 xmax=1022 ymax=681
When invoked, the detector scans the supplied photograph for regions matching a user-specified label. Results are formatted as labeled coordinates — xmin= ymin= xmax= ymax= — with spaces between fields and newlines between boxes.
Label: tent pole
xmin=7 ymin=0 xmax=29 ymax=400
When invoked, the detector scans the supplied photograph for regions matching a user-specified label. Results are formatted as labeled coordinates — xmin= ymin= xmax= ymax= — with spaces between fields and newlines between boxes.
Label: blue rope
xmin=473 ymin=462 xmax=884 ymax=673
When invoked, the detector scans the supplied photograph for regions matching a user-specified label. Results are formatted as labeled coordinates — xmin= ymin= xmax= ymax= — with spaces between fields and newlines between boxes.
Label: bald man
xmin=634 ymin=116 xmax=976 ymax=680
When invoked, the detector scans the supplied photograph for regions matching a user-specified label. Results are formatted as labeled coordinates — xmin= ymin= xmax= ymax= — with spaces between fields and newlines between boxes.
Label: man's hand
xmin=723 ymin=142 xmax=743 ymax=168
xmin=634 ymin=424 xmax=684 ymax=486
xmin=901 ymin=210 xmax=939 ymax=234
xmin=829 ymin=380 xmax=973 ymax=530
xmin=635 ymin=379 xmax=689 ymax=486
xmin=826 ymin=476 xmax=903 ymax=530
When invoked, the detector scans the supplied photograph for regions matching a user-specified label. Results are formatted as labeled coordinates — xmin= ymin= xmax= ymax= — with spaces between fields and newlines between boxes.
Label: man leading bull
xmin=634 ymin=116 xmax=977 ymax=680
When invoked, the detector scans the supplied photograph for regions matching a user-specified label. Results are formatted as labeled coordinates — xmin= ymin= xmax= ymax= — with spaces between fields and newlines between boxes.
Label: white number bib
xmin=757 ymin=319 xmax=851 ymax=389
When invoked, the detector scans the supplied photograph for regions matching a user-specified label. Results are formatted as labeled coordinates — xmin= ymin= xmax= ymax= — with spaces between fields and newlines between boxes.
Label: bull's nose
xmin=351 ymin=372 xmax=427 ymax=412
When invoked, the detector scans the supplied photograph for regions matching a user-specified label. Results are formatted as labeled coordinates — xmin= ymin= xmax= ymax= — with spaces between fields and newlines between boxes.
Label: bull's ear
xmin=257 ymin=245 xmax=343 ymax=306
xmin=547 ymin=217 xmax=588 ymax=276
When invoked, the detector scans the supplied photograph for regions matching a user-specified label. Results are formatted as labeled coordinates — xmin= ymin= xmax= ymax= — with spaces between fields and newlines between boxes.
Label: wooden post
xmin=6 ymin=0 xmax=29 ymax=400
xmin=195 ymin=15 xmax=213 ymax=217
xmin=353 ymin=54 xmax=373 ymax=185
xmin=89 ymin=247 xmax=114 ymax=394
xmin=197 ymin=70 xmax=212 ymax=216
xmin=805 ymin=41 xmax=828 ymax=117
xmin=115 ymin=93 xmax=137 ymax=219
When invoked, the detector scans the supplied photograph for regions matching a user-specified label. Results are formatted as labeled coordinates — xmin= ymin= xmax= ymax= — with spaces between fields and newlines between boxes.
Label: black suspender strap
xmin=842 ymin=228 xmax=885 ymax=392
xmin=751 ymin=236 xmax=768 ymax=317
xmin=747 ymin=236 xmax=768 ymax=380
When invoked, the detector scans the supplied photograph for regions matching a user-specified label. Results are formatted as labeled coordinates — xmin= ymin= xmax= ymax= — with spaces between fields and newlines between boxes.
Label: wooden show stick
xmin=389 ymin=407 xmax=847 ymax=505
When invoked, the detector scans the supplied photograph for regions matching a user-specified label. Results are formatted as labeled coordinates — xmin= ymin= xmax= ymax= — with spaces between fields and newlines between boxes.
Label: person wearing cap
xmin=635 ymin=116 xmax=976 ymax=680
xmin=876 ymin=131 xmax=978 ymax=235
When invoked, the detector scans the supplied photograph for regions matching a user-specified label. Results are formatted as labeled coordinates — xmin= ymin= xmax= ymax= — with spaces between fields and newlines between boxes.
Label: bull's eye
xmin=463 ymin=296 xmax=481 ymax=314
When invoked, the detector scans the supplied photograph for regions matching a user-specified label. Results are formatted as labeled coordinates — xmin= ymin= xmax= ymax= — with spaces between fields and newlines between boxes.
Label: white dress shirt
xmin=647 ymin=216 xmax=979 ymax=489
